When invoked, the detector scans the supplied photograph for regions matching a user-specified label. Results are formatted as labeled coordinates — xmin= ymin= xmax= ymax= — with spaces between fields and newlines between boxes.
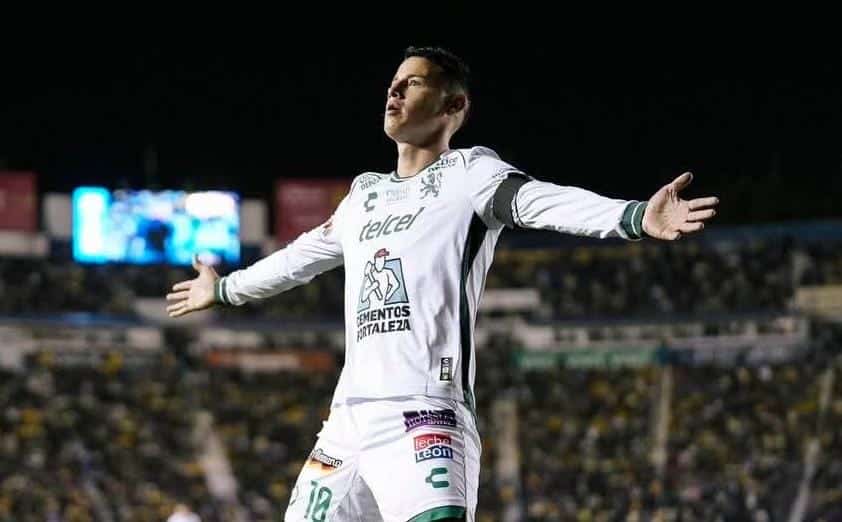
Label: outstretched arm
xmin=493 ymin=171 xmax=718 ymax=240
xmin=166 ymin=199 xmax=347 ymax=318
xmin=466 ymin=146 xmax=718 ymax=240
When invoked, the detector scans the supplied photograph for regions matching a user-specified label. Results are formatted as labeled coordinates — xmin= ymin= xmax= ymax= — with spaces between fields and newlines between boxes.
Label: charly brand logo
xmin=414 ymin=433 xmax=453 ymax=463
xmin=403 ymin=409 xmax=457 ymax=432
xmin=425 ymin=467 xmax=449 ymax=488
xmin=356 ymin=248 xmax=411 ymax=341
xmin=364 ymin=192 xmax=378 ymax=212
xmin=364 ymin=185 xmax=410 ymax=213
xmin=358 ymin=207 xmax=424 ymax=243
xmin=439 ymin=357 xmax=453 ymax=382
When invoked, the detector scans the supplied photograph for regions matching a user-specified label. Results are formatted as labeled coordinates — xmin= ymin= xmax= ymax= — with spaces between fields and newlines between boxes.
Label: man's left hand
xmin=643 ymin=172 xmax=719 ymax=240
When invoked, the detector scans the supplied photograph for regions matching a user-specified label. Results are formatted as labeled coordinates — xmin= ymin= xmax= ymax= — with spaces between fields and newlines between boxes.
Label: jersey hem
xmin=331 ymin=385 xmax=467 ymax=407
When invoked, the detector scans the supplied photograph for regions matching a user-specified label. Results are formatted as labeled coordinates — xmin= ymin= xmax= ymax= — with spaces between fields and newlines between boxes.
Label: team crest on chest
xmin=419 ymin=155 xmax=457 ymax=200
xmin=420 ymin=171 xmax=442 ymax=199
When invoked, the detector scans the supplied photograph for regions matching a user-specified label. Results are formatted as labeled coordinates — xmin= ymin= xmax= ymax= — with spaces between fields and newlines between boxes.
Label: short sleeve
xmin=464 ymin=146 xmax=531 ymax=228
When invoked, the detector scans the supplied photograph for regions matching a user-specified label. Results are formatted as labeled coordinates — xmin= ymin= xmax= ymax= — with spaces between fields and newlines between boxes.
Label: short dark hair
xmin=404 ymin=46 xmax=471 ymax=126
xmin=404 ymin=46 xmax=470 ymax=97
xmin=403 ymin=46 xmax=470 ymax=94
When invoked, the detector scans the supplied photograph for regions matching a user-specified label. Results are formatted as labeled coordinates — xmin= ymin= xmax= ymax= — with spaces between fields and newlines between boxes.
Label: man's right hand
xmin=166 ymin=255 xmax=220 ymax=317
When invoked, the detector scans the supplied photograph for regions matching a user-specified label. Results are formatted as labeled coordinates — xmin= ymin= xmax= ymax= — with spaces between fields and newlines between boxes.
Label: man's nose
xmin=388 ymin=83 xmax=403 ymax=98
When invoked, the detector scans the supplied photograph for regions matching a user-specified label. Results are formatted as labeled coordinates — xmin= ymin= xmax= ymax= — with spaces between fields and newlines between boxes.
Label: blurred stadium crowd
xmin=2 ymin=229 xmax=841 ymax=322
xmin=1 ymin=228 xmax=842 ymax=521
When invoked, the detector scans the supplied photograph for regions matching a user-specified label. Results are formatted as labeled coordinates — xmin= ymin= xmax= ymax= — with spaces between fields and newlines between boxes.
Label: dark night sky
xmin=2 ymin=34 xmax=840 ymax=225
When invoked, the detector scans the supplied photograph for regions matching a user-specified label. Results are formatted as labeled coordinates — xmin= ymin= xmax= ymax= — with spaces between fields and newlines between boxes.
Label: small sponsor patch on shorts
xmin=306 ymin=448 xmax=343 ymax=473
xmin=403 ymin=409 xmax=457 ymax=432
xmin=414 ymin=433 xmax=453 ymax=463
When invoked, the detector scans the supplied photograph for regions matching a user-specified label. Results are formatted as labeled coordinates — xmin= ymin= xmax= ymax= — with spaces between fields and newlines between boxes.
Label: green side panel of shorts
xmin=407 ymin=505 xmax=466 ymax=522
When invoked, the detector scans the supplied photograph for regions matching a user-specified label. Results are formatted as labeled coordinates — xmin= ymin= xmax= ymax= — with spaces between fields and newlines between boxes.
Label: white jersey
xmin=219 ymin=146 xmax=644 ymax=407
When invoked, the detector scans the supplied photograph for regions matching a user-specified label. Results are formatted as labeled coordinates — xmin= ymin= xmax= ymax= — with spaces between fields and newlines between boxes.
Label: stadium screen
xmin=72 ymin=187 xmax=240 ymax=266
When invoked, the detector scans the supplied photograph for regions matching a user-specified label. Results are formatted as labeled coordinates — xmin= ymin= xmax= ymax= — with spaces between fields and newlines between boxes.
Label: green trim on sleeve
xmin=621 ymin=201 xmax=648 ymax=240
xmin=214 ymin=277 xmax=227 ymax=305
xmin=407 ymin=505 xmax=466 ymax=522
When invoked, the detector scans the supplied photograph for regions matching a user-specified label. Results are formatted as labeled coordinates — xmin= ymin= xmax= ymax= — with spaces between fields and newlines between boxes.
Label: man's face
xmin=383 ymin=57 xmax=453 ymax=144
xmin=374 ymin=255 xmax=385 ymax=271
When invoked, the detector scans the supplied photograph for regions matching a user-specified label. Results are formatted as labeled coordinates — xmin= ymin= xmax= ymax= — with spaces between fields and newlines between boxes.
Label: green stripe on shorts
xmin=407 ymin=505 xmax=465 ymax=522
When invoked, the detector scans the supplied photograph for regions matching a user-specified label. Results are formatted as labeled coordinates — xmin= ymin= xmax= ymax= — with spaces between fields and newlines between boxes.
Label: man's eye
xmin=409 ymin=80 xmax=421 ymax=86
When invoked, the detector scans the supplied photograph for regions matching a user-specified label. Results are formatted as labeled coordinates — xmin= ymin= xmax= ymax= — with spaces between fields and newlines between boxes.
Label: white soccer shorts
xmin=284 ymin=395 xmax=480 ymax=522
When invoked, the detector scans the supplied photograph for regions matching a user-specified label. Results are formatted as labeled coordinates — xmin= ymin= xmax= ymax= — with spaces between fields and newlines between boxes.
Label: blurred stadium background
xmin=2 ymin=38 xmax=842 ymax=521
xmin=2 ymin=180 xmax=841 ymax=521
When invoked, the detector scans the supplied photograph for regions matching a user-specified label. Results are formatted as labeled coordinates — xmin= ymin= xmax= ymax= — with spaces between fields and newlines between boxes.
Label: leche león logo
xmin=414 ymin=433 xmax=453 ymax=463
xmin=356 ymin=248 xmax=411 ymax=341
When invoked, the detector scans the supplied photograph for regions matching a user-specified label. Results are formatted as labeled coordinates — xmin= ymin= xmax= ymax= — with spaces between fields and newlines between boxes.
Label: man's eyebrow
xmin=391 ymin=74 xmax=428 ymax=82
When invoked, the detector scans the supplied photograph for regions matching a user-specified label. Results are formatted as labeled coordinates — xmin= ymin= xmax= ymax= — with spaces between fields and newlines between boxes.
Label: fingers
xmin=166 ymin=290 xmax=189 ymax=302
xmin=167 ymin=301 xmax=191 ymax=317
xmin=170 ymin=307 xmax=193 ymax=317
xmin=192 ymin=254 xmax=203 ymax=272
xmin=660 ymin=220 xmax=706 ymax=240
xmin=679 ymin=221 xmax=705 ymax=234
xmin=688 ymin=196 xmax=719 ymax=210
xmin=687 ymin=208 xmax=716 ymax=222
xmin=172 ymin=280 xmax=193 ymax=292
xmin=168 ymin=282 xmax=192 ymax=317
xmin=670 ymin=172 xmax=693 ymax=192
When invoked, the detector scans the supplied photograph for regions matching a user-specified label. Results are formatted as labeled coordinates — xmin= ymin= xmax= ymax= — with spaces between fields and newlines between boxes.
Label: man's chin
xmin=385 ymin=125 xmax=419 ymax=145
xmin=383 ymin=121 xmax=402 ymax=140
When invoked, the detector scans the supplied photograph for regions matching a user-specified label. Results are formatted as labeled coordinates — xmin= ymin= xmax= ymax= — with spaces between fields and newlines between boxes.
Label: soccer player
xmin=166 ymin=46 xmax=719 ymax=521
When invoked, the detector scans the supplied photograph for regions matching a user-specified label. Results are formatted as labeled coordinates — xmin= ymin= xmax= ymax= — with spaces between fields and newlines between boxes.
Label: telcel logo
xmin=359 ymin=207 xmax=424 ymax=242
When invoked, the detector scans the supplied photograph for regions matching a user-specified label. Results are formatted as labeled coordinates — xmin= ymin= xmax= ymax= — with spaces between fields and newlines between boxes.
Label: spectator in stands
xmin=167 ymin=503 xmax=201 ymax=522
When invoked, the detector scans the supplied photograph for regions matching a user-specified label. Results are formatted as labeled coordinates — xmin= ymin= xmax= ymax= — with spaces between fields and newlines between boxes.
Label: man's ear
xmin=445 ymin=94 xmax=467 ymax=115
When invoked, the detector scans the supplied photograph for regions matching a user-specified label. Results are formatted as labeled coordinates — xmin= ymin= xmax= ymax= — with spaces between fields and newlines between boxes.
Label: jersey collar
xmin=389 ymin=150 xmax=455 ymax=182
